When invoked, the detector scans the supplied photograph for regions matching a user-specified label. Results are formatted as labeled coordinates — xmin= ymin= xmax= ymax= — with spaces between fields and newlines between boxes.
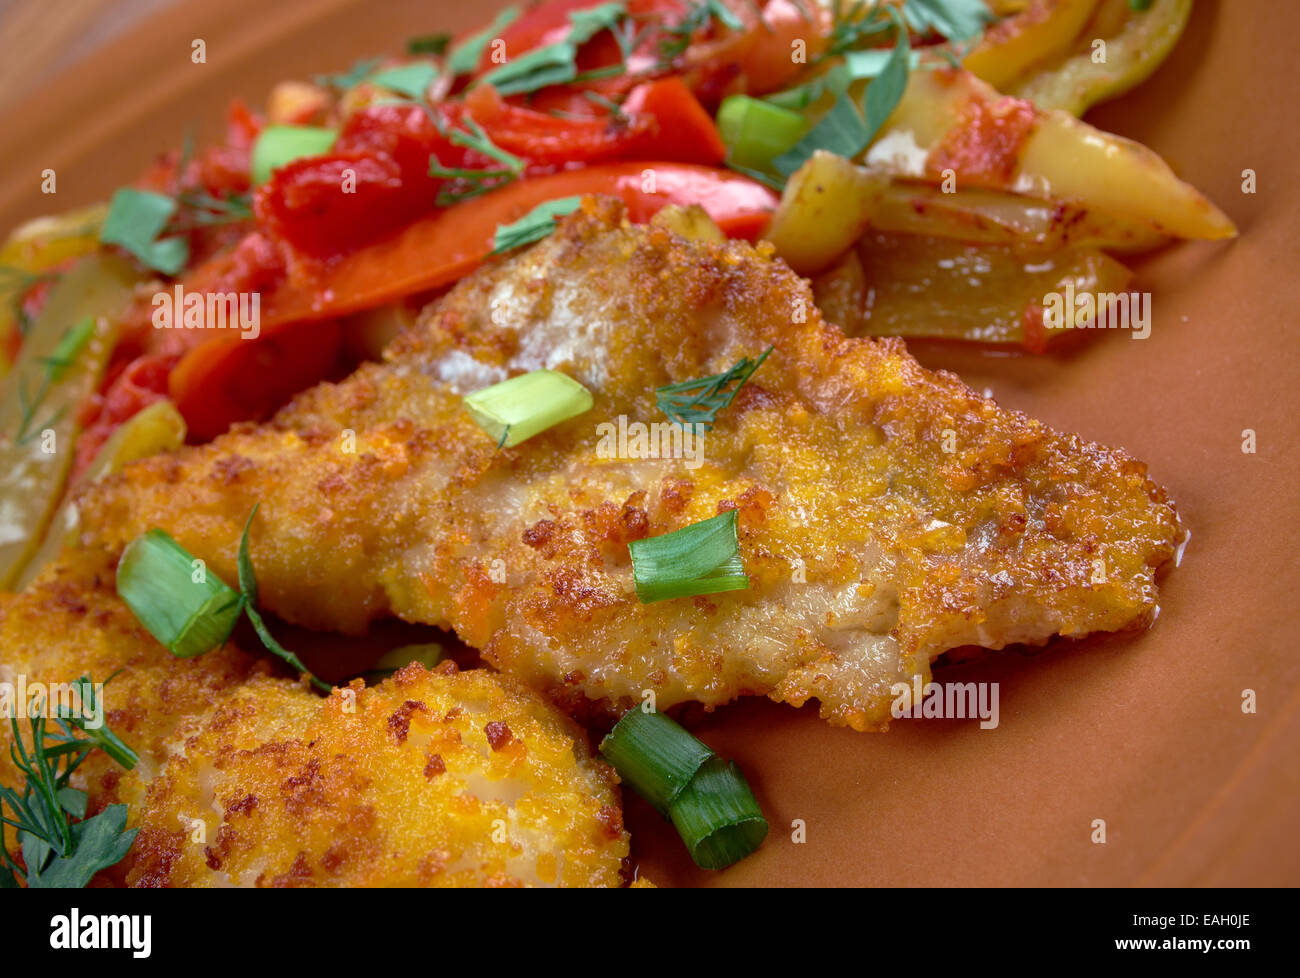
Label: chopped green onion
xmin=448 ymin=5 xmax=521 ymax=77
xmin=368 ymin=62 xmax=439 ymax=100
xmin=668 ymin=757 xmax=769 ymax=870
xmin=491 ymin=195 xmax=584 ymax=254
xmin=235 ymin=505 xmax=330 ymax=693
xmin=116 ymin=529 xmax=244 ymax=658
xmin=629 ymin=510 xmax=749 ymax=604
xmin=716 ymin=95 xmax=808 ymax=174
xmin=464 ymin=368 xmax=593 ymax=448
xmin=251 ymin=124 xmax=339 ymax=185
xmin=598 ymin=708 xmax=714 ymax=816
xmin=599 ymin=709 xmax=768 ymax=870
xmin=100 ymin=188 xmax=187 ymax=275
xmin=655 ymin=345 xmax=771 ymax=429
xmin=117 ymin=510 xmax=329 ymax=692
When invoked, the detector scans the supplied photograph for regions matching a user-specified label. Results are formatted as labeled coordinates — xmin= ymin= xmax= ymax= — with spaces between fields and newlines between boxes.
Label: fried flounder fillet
xmin=79 ymin=199 xmax=1181 ymax=730
xmin=0 ymin=559 xmax=628 ymax=887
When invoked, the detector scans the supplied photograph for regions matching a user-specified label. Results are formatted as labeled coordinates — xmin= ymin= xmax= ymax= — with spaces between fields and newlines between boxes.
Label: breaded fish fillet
xmin=78 ymin=198 xmax=1181 ymax=730
xmin=0 ymin=554 xmax=629 ymax=887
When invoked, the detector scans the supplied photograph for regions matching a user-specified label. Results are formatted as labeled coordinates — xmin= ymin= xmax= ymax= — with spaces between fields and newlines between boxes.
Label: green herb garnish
xmin=313 ymin=55 xmax=384 ymax=91
xmin=368 ymin=61 xmax=440 ymax=99
xmin=600 ymin=708 xmax=767 ymax=870
xmin=657 ymin=0 xmax=744 ymax=66
xmin=0 ymin=675 xmax=139 ymax=889
xmin=406 ymin=33 xmax=452 ymax=55
xmin=100 ymin=188 xmax=188 ymax=275
xmin=490 ymin=195 xmax=584 ymax=253
xmin=772 ymin=5 xmax=910 ymax=177
xmin=477 ymin=1 xmax=627 ymax=96
xmin=463 ymin=367 xmax=593 ymax=448
xmin=629 ymin=509 xmax=749 ymax=603
xmin=447 ymin=6 xmax=522 ymax=77
xmin=116 ymin=506 xmax=329 ymax=692
xmin=14 ymin=315 xmax=96 ymax=444
xmin=900 ymin=0 xmax=993 ymax=42
xmin=430 ymin=116 xmax=528 ymax=204
xmin=654 ymin=345 xmax=772 ymax=429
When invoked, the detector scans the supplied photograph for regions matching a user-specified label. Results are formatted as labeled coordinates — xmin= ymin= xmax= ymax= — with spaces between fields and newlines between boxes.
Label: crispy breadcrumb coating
xmin=0 ymin=556 xmax=628 ymax=887
xmin=73 ymin=198 xmax=1182 ymax=730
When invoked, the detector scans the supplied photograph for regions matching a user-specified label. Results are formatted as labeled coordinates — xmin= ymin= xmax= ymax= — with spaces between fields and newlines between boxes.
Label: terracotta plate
xmin=0 ymin=0 xmax=1295 ymax=887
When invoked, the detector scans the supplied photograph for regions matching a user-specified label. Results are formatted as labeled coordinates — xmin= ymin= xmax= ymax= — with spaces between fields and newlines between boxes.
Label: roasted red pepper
xmin=171 ymin=164 xmax=776 ymax=439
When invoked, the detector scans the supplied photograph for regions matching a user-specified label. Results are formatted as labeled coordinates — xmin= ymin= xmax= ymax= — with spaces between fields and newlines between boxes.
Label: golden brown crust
xmin=73 ymin=197 xmax=1181 ymax=731
xmin=0 ymin=556 xmax=628 ymax=887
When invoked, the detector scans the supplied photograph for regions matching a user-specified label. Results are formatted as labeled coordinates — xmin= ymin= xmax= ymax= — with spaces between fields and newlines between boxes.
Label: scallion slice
xmin=599 ymin=709 xmax=714 ymax=816
xmin=668 ymin=757 xmax=769 ymax=871
xmin=463 ymin=368 xmax=592 ymax=448
xmin=250 ymin=125 xmax=339 ymax=185
xmin=599 ymin=709 xmax=769 ymax=870
xmin=116 ymin=529 xmax=244 ymax=658
xmin=716 ymin=95 xmax=807 ymax=174
xmin=629 ymin=510 xmax=748 ymax=603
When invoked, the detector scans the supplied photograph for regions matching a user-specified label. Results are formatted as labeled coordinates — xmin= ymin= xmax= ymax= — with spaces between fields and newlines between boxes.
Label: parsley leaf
xmin=368 ymin=61 xmax=439 ymax=99
xmin=772 ymin=7 xmax=911 ymax=177
xmin=901 ymin=0 xmax=993 ymax=42
xmin=314 ymin=55 xmax=384 ymax=91
xmin=448 ymin=6 xmax=522 ymax=77
xmin=25 ymin=805 xmax=137 ymax=889
xmin=100 ymin=188 xmax=188 ymax=275
xmin=477 ymin=2 xmax=626 ymax=96
xmin=491 ymin=196 xmax=584 ymax=254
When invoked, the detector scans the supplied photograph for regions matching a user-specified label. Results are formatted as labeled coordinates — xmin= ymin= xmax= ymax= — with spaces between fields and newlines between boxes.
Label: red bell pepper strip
xmin=257 ymin=162 xmax=774 ymax=329
xmin=621 ymin=77 xmax=727 ymax=164
xmin=170 ymin=163 xmax=776 ymax=439
xmin=171 ymin=318 xmax=343 ymax=442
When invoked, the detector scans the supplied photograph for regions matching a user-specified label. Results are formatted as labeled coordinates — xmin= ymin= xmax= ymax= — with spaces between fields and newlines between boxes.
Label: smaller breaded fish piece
xmin=128 ymin=662 xmax=627 ymax=887
xmin=78 ymin=199 xmax=1182 ymax=730
xmin=1 ymin=553 xmax=629 ymax=887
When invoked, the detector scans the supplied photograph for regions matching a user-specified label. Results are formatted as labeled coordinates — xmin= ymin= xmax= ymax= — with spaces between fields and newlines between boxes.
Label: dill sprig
xmin=657 ymin=0 xmax=745 ymax=67
xmin=0 ymin=265 xmax=60 ymax=337
xmin=656 ymin=345 xmax=773 ymax=429
xmin=12 ymin=315 xmax=95 ymax=445
xmin=0 ymin=675 xmax=139 ymax=889
xmin=429 ymin=115 xmax=527 ymax=205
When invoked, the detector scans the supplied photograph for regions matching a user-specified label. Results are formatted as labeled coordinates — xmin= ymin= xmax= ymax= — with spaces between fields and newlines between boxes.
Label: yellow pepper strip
xmin=1008 ymin=0 xmax=1193 ymax=115
xmin=963 ymin=0 xmax=1103 ymax=91
xmin=16 ymin=399 xmax=186 ymax=590
xmin=863 ymin=68 xmax=1235 ymax=241
xmin=765 ymin=149 xmax=1169 ymax=276
xmin=0 ymin=252 xmax=142 ymax=590
xmin=813 ymin=231 xmax=1134 ymax=349
xmin=0 ymin=204 xmax=108 ymax=378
